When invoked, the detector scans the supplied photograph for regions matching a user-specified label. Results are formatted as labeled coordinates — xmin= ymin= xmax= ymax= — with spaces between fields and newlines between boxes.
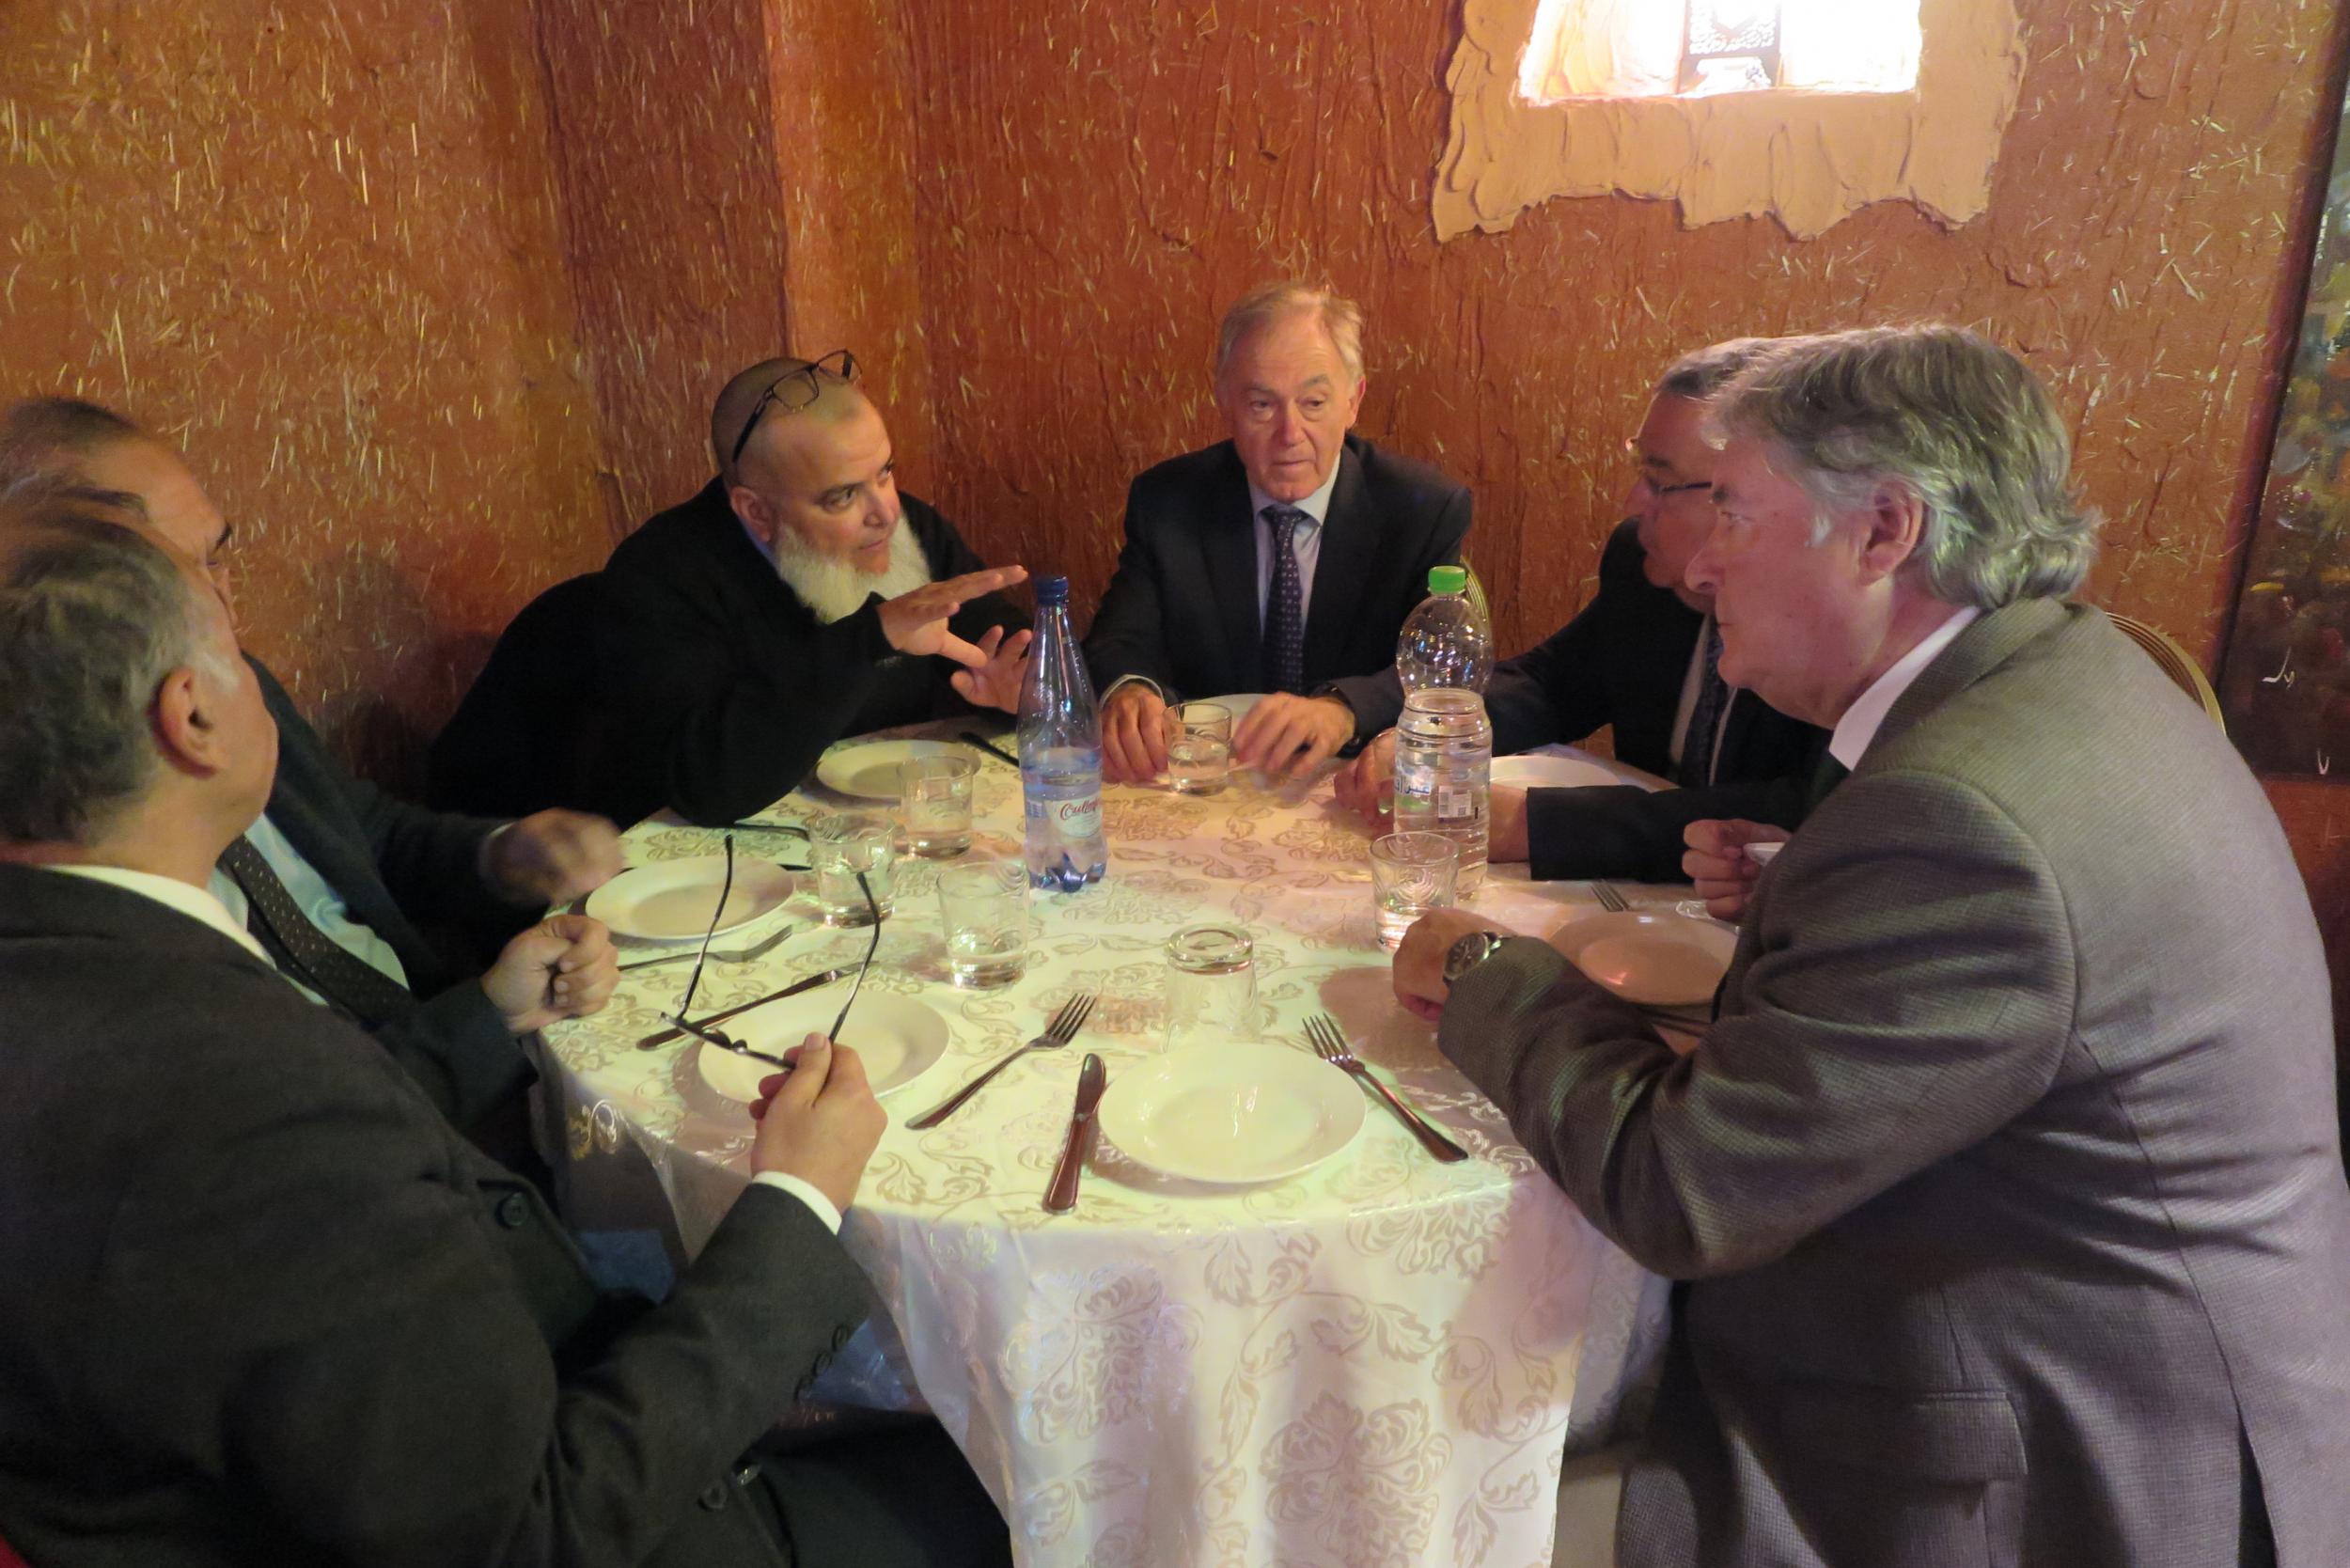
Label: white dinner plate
xmin=696 ymin=992 xmax=949 ymax=1102
xmin=1098 ymin=1041 xmax=1364 ymax=1184
xmin=1491 ymin=755 xmax=1624 ymax=792
xmin=816 ymin=739 xmax=963 ymax=800
xmin=1550 ymin=910 xmax=1738 ymax=1007
xmin=586 ymin=856 xmax=795 ymax=942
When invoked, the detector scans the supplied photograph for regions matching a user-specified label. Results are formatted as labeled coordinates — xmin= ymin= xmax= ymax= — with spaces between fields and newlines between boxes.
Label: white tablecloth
xmin=541 ymin=728 xmax=1675 ymax=1568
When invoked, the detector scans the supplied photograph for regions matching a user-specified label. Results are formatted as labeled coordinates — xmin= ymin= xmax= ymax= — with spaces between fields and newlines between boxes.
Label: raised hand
xmin=949 ymin=624 xmax=1033 ymax=713
xmin=480 ymin=914 xmax=618 ymax=1034
xmin=876 ymin=566 xmax=1029 ymax=665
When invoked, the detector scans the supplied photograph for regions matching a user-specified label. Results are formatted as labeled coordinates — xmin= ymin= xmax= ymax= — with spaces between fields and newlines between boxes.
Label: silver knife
xmin=1042 ymin=1054 xmax=1106 ymax=1214
xmin=634 ymin=965 xmax=861 ymax=1049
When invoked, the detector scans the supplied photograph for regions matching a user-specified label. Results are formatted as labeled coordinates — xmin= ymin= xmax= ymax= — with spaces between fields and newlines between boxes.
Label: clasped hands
xmin=1100 ymin=683 xmax=1356 ymax=784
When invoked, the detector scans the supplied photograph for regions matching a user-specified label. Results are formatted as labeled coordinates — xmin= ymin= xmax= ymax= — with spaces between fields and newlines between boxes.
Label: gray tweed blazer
xmin=1445 ymin=598 xmax=2350 ymax=1568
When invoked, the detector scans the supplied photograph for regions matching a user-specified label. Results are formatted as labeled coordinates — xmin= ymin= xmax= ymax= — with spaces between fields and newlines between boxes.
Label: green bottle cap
xmin=1427 ymin=565 xmax=1468 ymax=595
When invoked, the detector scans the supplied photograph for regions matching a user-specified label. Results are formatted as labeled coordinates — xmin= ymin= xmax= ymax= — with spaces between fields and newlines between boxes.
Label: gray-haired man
xmin=1397 ymin=325 xmax=2350 ymax=1566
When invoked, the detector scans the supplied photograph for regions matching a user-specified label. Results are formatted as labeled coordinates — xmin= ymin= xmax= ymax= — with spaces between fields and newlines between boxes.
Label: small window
xmin=1520 ymin=0 xmax=1922 ymax=104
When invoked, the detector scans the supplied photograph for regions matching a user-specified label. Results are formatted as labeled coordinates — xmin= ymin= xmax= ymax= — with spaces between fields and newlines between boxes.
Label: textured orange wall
xmin=0 ymin=0 xmax=609 ymax=790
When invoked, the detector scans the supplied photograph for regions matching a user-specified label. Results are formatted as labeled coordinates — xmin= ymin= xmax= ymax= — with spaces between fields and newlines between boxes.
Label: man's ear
xmin=728 ymin=484 xmax=777 ymax=550
xmin=152 ymin=666 xmax=227 ymax=778
xmin=1856 ymin=480 xmax=1927 ymax=581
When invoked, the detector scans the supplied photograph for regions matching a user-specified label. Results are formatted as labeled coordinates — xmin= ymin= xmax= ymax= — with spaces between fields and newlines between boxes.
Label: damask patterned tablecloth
xmin=541 ymin=728 xmax=1675 ymax=1568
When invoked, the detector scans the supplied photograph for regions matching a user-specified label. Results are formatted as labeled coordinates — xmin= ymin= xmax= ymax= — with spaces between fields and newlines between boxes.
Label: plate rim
xmin=586 ymin=855 xmax=796 ymax=942
xmin=1097 ymin=1040 xmax=1364 ymax=1185
xmin=815 ymin=737 xmax=962 ymax=800
xmin=696 ymin=990 xmax=949 ymax=1100
xmin=1550 ymin=908 xmax=1737 ymax=1006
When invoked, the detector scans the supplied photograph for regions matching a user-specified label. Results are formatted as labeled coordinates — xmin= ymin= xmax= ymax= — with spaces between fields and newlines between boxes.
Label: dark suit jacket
xmin=1484 ymin=521 xmax=1826 ymax=882
xmin=252 ymin=658 xmax=534 ymax=1135
xmin=595 ymin=483 xmax=1026 ymax=826
xmin=1445 ymin=600 xmax=2350 ymax=1568
xmin=1082 ymin=434 xmax=1471 ymax=737
xmin=0 ymin=866 xmax=872 ymax=1567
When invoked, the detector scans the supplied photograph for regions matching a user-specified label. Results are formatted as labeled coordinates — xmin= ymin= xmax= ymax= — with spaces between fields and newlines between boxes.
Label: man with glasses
xmin=1086 ymin=280 xmax=1474 ymax=783
xmin=1335 ymin=338 xmax=1826 ymax=882
xmin=593 ymin=353 xmax=1030 ymax=825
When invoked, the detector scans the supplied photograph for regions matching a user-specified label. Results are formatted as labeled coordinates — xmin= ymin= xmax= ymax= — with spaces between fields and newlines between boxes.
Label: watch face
xmin=1445 ymin=931 xmax=1498 ymax=982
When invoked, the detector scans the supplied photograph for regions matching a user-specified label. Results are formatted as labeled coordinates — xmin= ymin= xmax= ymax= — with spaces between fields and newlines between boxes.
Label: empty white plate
xmin=816 ymin=739 xmax=964 ymax=800
xmin=1550 ymin=910 xmax=1737 ymax=1007
xmin=1491 ymin=755 xmax=1624 ymax=791
xmin=696 ymin=991 xmax=948 ymax=1102
xmin=586 ymin=856 xmax=795 ymax=941
xmin=1099 ymin=1041 xmax=1364 ymax=1184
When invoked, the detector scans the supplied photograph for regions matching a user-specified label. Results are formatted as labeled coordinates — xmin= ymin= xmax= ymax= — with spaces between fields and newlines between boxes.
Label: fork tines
xmin=1302 ymin=1012 xmax=1349 ymax=1063
xmin=1591 ymin=880 xmax=1630 ymax=913
xmin=1049 ymin=993 xmax=1098 ymax=1041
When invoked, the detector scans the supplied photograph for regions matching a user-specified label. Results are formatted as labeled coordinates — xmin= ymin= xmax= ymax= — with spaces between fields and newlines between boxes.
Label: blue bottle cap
xmin=1035 ymin=574 xmax=1070 ymax=604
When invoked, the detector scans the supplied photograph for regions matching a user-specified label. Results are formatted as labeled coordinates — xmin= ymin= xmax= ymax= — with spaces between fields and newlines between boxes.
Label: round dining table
xmin=540 ymin=719 xmax=1679 ymax=1568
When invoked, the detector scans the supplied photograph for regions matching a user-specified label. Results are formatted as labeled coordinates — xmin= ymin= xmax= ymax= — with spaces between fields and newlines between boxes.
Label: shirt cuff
xmin=750 ymin=1170 xmax=844 ymax=1233
xmin=1103 ymin=674 xmax=1168 ymax=704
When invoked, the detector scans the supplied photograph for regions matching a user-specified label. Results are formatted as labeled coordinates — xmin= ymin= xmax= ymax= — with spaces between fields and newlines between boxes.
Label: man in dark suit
xmin=1087 ymin=281 xmax=1472 ymax=782
xmin=0 ymin=496 xmax=1009 ymax=1566
xmin=593 ymin=353 xmax=1029 ymax=825
xmin=1396 ymin=326 xmax=2350 ymax=1566
xmin=0 ymin=400 xmax=627 ymax=1157
xmin=1335 ymin=340 xmax=1825 ymax=884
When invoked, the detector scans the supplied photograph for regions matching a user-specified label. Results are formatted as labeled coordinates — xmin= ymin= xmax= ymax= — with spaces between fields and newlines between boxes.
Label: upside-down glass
xmin=1165 ymin=700 xmax=1233 ymax=795
xmin=936 ymin=859 xmax=1028 ymax=988
xmin=807 ymin=811 xmax=896 ymax=926
xmin=1369 ymin=832 xmax=1458 ymax=950
xmin=1163 ymin=924 xmax=1257 ymax=1051
xmin=900 ymin=754 xmax=978 ymax=857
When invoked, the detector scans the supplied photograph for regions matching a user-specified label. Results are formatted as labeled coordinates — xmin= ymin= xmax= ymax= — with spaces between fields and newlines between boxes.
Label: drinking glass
xmin=1165 ymin=701 xmax=1233 ymax=795
xmin=900 ymin=754 xmax=978 ymax=858
xmin=1369 ymin=832 xmax=1457 ymax=950
xmin=807 ymin=812 xmax=897 ymax=926
xmin=1164 ymin=923 xmax=1257 ymax=1051
xmin=936 ymin=859 xmax=1027 ymax=987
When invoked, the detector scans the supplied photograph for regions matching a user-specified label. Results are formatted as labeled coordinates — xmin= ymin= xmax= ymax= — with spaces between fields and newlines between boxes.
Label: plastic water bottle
xmin=1392 ymin=689 xmax=1491 ymax=895
xmin=1395 ymin=565 xmax=1493 ymax=695
xmin=1018 ymin=576 xmax=1106 ymax=892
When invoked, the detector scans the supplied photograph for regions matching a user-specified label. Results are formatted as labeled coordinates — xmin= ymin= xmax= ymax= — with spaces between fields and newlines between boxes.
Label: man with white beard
xmin=595 ymin=353 xmax=1031 ymax=824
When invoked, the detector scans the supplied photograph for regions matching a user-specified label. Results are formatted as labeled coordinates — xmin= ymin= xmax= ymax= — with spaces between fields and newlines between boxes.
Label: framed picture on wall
xmin=2221 ymin=94 xmax=2350 ymax=777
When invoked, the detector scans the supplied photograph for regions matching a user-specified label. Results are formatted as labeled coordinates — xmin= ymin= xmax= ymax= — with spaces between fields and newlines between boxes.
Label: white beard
xmin=770 ymin=515 xmax=932 ymax=623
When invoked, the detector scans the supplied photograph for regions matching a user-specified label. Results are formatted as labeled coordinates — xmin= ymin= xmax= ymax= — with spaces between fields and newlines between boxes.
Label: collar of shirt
xmin=1828 ymin=605 xmax=1981 ymax=770
xmin=45 ymin=862 xmax=275 ymax=964
xmin=1246 ymin=453 xmax=1341 ymax=538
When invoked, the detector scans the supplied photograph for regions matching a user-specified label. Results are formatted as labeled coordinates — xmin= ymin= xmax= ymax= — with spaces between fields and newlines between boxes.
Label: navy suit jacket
xmin=1082 ymin=433 xmax=1471 ymax=737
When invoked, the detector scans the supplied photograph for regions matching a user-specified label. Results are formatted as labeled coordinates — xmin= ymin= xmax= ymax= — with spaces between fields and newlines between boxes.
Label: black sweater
xmin=592 ymin=480 xmax=1026 ymax=824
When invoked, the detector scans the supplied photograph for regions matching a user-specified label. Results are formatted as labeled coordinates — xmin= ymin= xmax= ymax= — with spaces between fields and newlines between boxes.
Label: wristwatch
xmin=1442 ymin=929 xmax=1508 ymax=984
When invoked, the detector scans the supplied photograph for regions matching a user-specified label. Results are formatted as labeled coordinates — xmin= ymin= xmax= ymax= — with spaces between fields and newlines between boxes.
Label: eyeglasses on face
xmin=729 ymin=349 xmax=859 ymax=467
xmin=1622 ymin=438 xmax=1713 ymax=500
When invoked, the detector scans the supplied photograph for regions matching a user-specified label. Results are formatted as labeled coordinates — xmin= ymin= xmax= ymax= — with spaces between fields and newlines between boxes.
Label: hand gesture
xmin=877 ymin=566 xmax=1028 ymax=665
xmin=1683 ymin=818 xmax=1789 ymax=920
xmin=748 ymin=1034 xmax=888 ymax=1214
xmin=1331 ymin=729 xmax=1397 ymax=828
xmin=481 ymin=914 xmax=618 ymax=1033
xmin=482 ymin=810 xmax=625 ymax=905
xmin=948 ymin=625 xmax=1032 ymax=713
xmin=1232 ymin=693 xmax=1355 ymax=778
xmin=1101 ymin=683 xmax=1168 ymax=784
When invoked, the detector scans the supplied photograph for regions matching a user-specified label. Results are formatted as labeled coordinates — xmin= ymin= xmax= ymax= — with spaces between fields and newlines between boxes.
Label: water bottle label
xmin=1437 ymin=785 xmax=1475 ymax=821
xmin=1027 ymin=793 xmax=1103 ymax=840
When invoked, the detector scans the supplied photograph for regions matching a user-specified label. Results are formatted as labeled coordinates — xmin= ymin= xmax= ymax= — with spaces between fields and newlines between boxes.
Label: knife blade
xmin=634 ymin=965 xmax=862 ymax=1049
xmin=1042 ymin=1054 xmax=1107 ymax=1214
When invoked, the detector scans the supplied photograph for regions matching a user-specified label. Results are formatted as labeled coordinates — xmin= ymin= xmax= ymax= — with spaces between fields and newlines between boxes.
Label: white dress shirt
xmin=205 ymin=812 xmax=411 ymax=1007
xmin=1247 ymin=455 xmax=1342 ymax=629
xmin=1828 ymin=606 xmax=1981 ymax=770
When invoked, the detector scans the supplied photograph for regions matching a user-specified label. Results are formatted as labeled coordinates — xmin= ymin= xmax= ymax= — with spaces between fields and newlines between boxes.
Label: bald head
xmin=711 ymin=353 xmax=868 ymax=488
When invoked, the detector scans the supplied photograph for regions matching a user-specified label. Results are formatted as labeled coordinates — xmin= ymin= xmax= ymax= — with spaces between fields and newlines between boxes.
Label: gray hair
xmin=1709 ymin=324 xmax=2097 ymax=609
xmin=1655 ymin=337 xmax=1782 ymax=400
xmin=0 ymin=493 xmax=204 ymax=845
xmin=0 ymin=398 xmax=143 ymax=495
xmin=1215 ymin=281 xmax=1366 ymax=384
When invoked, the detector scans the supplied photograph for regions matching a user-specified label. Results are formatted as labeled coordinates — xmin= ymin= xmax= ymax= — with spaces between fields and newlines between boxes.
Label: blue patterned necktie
xmin=1261 ymin=505 xmax=1308 ymax=695
xmin=1678 ymin=624 xmax=1729 ymax=788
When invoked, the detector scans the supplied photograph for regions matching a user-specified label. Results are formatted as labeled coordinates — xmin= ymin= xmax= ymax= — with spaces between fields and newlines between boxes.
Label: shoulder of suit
xmin=1343 ymin=434 xmax=1468 ymax=508
xmin=605 ymin=478 xmax=741 ymax=578
xmin=1129 ymin=440 xmax=1240 ymax=497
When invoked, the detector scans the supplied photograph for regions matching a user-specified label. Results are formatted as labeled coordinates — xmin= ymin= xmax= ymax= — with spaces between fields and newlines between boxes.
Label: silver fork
xmin=907 ymin=994 xmax=1097 ymax=1130
xmin=1591 ymin=880 xmax=1631 ymax=913
xmin=1304 ymin=1013 xmax=1469 ymax=1164
xmin=619 ymin=923 xmax=798 ymax=973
